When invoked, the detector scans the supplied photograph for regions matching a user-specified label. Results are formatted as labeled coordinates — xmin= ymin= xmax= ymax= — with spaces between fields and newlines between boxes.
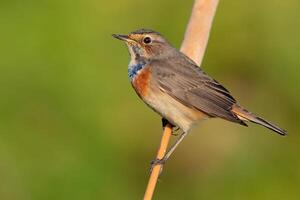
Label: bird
xmin=112 ymin=29 xmax=287 ymax=165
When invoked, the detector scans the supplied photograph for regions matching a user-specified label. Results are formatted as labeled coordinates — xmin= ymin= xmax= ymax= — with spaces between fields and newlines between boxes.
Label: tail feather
xmin=231 ymin=105 xmax=287 ymax=136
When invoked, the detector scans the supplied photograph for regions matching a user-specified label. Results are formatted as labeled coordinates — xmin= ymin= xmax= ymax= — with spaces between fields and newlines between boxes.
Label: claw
xmin=171 ymin=127 xmax=180 ymax=136
xmin=150 ymin=157 xmax=167 ymax=173
xmin=174 ymin=127 xmax=180 ymax=131
xmin=151 ymin=158 xmax=166 ymax=166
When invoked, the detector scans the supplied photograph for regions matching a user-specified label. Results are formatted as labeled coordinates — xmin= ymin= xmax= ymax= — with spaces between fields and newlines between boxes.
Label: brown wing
xmin=150 ymin=55 xmax=246 ymax=126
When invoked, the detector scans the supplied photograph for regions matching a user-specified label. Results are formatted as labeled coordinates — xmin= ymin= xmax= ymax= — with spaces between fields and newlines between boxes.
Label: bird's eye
xmin=143 ymin=37 xmax=152 ymax=44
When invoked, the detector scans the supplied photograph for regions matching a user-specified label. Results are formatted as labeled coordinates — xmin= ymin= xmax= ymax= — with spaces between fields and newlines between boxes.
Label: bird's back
xmin=149 ymin=52 xmax=246 ymax=126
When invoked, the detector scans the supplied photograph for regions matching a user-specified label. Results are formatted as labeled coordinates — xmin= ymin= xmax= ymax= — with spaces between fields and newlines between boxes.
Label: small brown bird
xmin=113 ymin=29 xmax=287 ymax=164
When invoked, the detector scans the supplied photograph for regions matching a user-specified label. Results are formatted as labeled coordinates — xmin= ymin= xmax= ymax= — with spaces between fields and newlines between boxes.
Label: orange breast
xmin=132 ymin=68 xmax=151 ymax=97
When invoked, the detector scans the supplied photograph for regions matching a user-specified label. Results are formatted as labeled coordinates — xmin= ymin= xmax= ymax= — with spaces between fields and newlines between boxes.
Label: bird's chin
xmin=127 ymin=43 xmax=142 ymax=56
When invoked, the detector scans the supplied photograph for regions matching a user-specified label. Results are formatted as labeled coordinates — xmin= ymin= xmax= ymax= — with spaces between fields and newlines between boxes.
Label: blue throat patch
xmin=128 ymin=61 xmax=146 ymax=80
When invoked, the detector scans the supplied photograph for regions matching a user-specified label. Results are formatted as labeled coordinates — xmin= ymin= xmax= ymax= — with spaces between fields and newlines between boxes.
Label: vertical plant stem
xmin=143 ymin=0 xmax=219 ymax=199
xmin=143 ymin=124 xmax=173 ymax=200
xmin=181 ymin=0 xmax=219 ymax=65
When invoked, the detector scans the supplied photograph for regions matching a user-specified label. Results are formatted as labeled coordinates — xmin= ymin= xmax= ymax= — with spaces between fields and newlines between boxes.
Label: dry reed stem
xmin=143 ymin=124 xmax=173 ymax=200
xmin=143 ymin=0 xmax=219 ymax=199
xmin=181 ymin=0 xmax=219 ymax=65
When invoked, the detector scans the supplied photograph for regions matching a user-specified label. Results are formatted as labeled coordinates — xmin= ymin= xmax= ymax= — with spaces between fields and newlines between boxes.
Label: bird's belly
xmin=143 ymin=87 xmax=208 ymax=132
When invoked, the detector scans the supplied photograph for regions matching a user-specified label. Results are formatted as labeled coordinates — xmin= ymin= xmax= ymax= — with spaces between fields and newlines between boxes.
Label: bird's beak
xmin=112 ymin=34 xmax=130 ymax=42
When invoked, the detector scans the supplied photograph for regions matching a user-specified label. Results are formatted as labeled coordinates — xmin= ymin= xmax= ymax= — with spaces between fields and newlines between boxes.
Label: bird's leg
xmin=149 ymin=118 xmax=177 ymax=172
xmin=151 ymin=131 xmax=189 ymax=168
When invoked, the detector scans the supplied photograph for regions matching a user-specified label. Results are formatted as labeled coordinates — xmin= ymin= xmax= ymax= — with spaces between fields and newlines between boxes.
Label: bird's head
xmin=112 ymin=29 xmax=174 ymax=61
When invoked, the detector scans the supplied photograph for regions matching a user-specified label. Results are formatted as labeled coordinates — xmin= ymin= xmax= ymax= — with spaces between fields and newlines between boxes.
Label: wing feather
xmin=150 ymin=55 xmax=246 ymax=125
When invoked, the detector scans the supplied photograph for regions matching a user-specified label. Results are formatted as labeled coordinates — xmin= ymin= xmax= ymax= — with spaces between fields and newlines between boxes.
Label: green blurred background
xmin=0 ymin=0 xmax=299 ymax=199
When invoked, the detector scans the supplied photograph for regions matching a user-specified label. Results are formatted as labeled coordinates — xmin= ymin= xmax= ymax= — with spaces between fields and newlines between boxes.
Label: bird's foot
xmin=150 ymin=157 xmax=167 ymax=173
xmin=172 ymin=127 xmax=180 ymax=135
xmin=161 ymin=118 xmax=180 ymax=135
xmin=162 ymin=118 xmax=177 ymax=129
